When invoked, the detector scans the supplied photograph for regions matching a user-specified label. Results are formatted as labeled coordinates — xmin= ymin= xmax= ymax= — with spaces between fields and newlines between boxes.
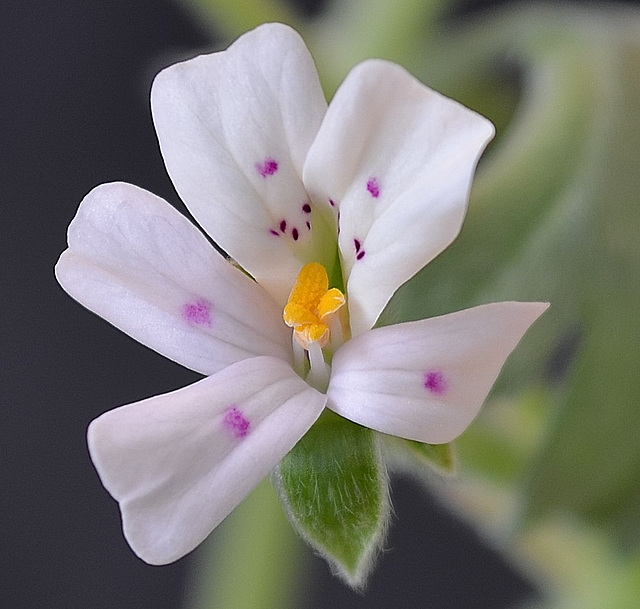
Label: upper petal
xmin=327 ymin=302 xmax=548 ymax=443
xmin=88 ymin=356 xmax=327 ymax=564
xmin=55 ymin=182 xmax=291 ymax=375
xmin=151 ymin=23 xmax=336 ymax=306
xmin=303 ymin=60 xmax=495 ymax=335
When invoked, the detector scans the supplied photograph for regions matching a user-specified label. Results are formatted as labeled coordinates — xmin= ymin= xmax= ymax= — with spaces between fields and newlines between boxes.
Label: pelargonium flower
xmin=55 ymin=23 xmax=547 ymax=578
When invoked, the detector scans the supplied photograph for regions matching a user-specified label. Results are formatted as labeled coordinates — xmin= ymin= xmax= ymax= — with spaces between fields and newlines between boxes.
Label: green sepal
xmin=273 ymin=411 xmax=389 ymax=589
xmin=383 ymin=435 xmax=457 ymax=477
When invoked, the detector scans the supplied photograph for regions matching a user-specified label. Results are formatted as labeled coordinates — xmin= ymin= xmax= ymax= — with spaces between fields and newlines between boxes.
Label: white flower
xmin=55 ymin=23 xmax=547 ymax=565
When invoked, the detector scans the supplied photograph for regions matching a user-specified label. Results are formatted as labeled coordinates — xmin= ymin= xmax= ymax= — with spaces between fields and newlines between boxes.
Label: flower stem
xmin=185 ymin=480 xmax=307 ymax=609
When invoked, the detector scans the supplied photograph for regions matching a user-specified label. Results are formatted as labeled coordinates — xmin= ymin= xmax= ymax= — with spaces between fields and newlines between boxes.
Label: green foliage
xmin=384 ymin=435 xmax=457 ymax=477
xmin=274 ymin=412 xmax=389 ymax=588
xmin=380 ymin=5 xmax=640 ymax=540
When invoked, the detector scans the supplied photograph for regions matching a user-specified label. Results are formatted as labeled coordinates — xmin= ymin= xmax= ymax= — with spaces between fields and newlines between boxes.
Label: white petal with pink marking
xmin=88 ymin=356 xmax=326 ymax=565
xmin=327 ymin=302 xmax=548 ymax=443
xmin=303 ymin=60 xmax=495 ymax=335
xmin=152 ymin=23 xmax=335 ymax=306
xmin=55 ymin=182 xmax=292 ymax=375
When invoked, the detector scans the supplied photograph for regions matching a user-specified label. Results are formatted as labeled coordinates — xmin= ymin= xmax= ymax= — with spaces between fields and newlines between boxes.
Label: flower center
xmin=283 ymin=262 xmax=347 ymax=392
xmin=283 ymin=262 xmax=345 ymax=350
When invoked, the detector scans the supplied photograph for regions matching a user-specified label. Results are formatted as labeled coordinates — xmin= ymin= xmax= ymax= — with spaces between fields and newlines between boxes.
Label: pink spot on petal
xmin=270 ymin=229 xmax=280 ymax=236
xmin=329 ymin=198 xmax=336 ymax=207
xmin=280 ymin=219 xmax=287 ymax=233
xmin=223 ymin=406 xmax=250 ymax=438
xmin=302 ymin=202 xmax=312 ymax=214
xmin=367 ymin=177 xmax=380 ymax=198
xmin=424 ymin=371 xmax=447 ymax=395
xmin=356 ymin=250 xmax=366 ymax=260
xmin=292 ymin=228 xmax=299 ymax=241
xmin=182 ymin=299 xmax=212 ymax=326
xmin=354 ymin=239 xmax=361 ymax=253
xmin=256 ymin=157 xmax=278 ymax=177
xmin=306 ymin=221 xmax=311 ymax=230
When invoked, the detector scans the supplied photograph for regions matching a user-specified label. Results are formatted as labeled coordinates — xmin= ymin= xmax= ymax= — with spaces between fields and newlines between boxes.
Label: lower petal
xmin=88 ymin=356 xmax=326 ymax=565
xmin=327 ymin=302 xmax=548 ymax=443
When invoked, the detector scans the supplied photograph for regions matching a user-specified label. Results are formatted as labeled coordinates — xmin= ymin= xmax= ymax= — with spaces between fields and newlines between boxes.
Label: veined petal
xmin=88 ymin=356 xmax=327 ymax=565
xmin=327 ymin=302 xmax=548 ymax=443
xmin=152 ymin=23 xmax=336 ymax=306
xmin=55 ymin=183 xmax=291 ymax=375
xmin=303 ymin=60 xmax=495 ymax=335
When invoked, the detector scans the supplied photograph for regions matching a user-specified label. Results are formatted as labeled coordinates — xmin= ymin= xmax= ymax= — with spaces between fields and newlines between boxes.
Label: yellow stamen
xmin=283 ymin=262 xmax=345 ymax=349
xmin=317 ymin=288 xmax=346 ymax=320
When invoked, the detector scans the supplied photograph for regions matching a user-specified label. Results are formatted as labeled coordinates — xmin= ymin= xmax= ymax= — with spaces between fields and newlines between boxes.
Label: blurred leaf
xmin=383 ymin=435 xmax=457 ymax=477
xmin=456 ymin=391 xmax=549 ymax=485
xmin=521 ymin=21 xmax=640 ymax=527
xmin=274 ymin=412 xmax=389 ymax=588
xmin=379 ymin=16 xmax=602 ymax=388
xmin=377 ymin=6 xmax=640 ymax=535
xmin=518 ymin=518 xmax=640 ymax=609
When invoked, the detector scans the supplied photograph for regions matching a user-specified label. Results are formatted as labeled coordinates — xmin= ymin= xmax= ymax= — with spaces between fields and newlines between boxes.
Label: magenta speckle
xmin=424 ymin=371 xmax=447 ymax=395
xmin=223 ymin=406 xmax=250 ymax=439
xmin=280 ymin=219 xmax=287 ymax=232
xmin=182 ymin=299 xmax=212 ymax=326
xmin=354 ymin=239 xmax=361 ymax=253
xmin=329 ymin=198 xmax=336 ymax=207
xmin=292 ymin=227 xmax=299 ymax=241
xmin=256 ymin=157 xmax=278 ymax=177
xmin=270 ymin=229 xmax=279 ymax=236
xmin=306 ymin=221 xmax=311 ymax=230
xmin=366 ymin=177 xmax=381 ymax=198
xmin=356 ymin=250 xmax=366 ymax=260
xmin=302 ymin=202 xmax=312 ymax=214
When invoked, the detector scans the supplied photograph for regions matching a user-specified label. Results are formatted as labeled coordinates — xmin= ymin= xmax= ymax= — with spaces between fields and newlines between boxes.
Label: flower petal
xmin=327 ymin=302 xmax=548 ymax=443
xmin=55 ymin=182 xmax=291 ymax=375
xmin=303 ymin=60 xmax=495 ymax=335
xmin=88 ymin=356 xmax=327 ymax=565
xmin=151 ymin=23 xmax=336 ymax=306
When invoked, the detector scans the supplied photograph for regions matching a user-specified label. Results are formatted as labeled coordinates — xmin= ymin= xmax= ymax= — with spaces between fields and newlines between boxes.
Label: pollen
xmin=283 ymin=262 xmax=345 ymax=349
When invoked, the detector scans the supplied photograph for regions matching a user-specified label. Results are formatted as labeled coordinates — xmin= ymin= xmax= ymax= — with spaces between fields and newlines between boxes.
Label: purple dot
xmin=329 ymin=198 xmax=336 ymax=207
xmin=354 ymin=239 xmax=361 ymax=253
xmin=256 ymin=157 xmax=279 ymax=177
xmin=356 ymin=250 xmax=366 ymax=260
xmin=424 ymin=371 xmax=447 ymax=395
xmin=280 ymin=219 xmax=287 ymax=233
xmin=302 ymin=203 xmax=312 ymax=214
xmin=223 ymin=406 xmax=250 ymax=439
xmin=292 ymin=228 xmax=299 ymax=241
xmin=367 ymin=177 xmax=380 ymax=198
xmin=270 ymin=229 xmax=279 ymax=236
xmin=182 ymin=299 xmax=212 ymax=326
xmin=306 ymin=221 xmax=311 ymax=230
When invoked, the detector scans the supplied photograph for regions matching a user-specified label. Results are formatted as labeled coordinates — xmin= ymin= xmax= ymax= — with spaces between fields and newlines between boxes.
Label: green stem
xmin=185 ymin=480 xmax=306 ymax=609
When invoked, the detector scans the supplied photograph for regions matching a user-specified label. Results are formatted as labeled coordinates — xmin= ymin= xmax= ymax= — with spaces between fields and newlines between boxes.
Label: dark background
xmin=3 ymin=1 xmax=635 ymax=607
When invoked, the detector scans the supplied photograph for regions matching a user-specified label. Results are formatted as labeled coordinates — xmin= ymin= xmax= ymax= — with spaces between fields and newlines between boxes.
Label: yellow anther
xmin=282 ymin=302 xmax=317 ymax=328
xmin=317 ymin=288 xmax=346 ymax=320
xmin=297 ymin=323 xmax=329 ymax=346
xmin=283 ymin=262 xmax=345 ymax=349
